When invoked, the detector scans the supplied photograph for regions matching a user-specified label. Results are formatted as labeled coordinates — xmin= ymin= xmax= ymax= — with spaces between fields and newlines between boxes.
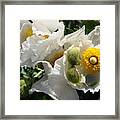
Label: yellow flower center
xmin=26 ymin=28 xmax=33 ymax=37
xmin=82 ymin=48 xmax=100 ymax=74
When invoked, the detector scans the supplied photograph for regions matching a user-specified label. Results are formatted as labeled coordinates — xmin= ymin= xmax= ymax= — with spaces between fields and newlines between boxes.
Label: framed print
xmin=0 ymin=0 xmax=120 ymax=119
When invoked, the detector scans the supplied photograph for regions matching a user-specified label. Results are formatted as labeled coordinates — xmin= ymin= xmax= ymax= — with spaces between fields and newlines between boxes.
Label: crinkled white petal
xmin=20 ymin=59 xmax=33 ymax=67
xmin=32 ymin=21 xmax=51 ymax=35
xmin=54 ymin=57 xmax=64 ymax=75
xmin=44 ymin=46 xmax=64 ymax=66
xmin=20 ymin=35 xmax=41 ymax=65
xmin=79 ymin=39 xmax=93 ymax=53
xmin=29 ymin=75 xmax=59 ymax=100
xmin=51 ymin=22 xmax=65 ymax=42
xmin=32 ymin=20 xmax=61 ymax=35
xmin=43 ymin=20 xmax=62 ymax=32
xmin=20 ymin=22 xmax=64 ymax=66
xmin=59 ymin=26 xmax=86 ymax=49
xmin=30 ymin=58 xmax=79 ymax=100
xmin=79 ymin=85 xmax=100 ymax=94
xmin=21 ymin=34 xmax=53 ymax=65
xmin=88 ymin=26 xmax=100 ymax=46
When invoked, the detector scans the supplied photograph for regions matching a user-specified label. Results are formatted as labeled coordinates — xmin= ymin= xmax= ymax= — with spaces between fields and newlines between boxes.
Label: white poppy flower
xmin=63 ymin=26 xmax=100 ymax=92
xmin=29 ymin=26 xmax=100 ymax=99
xmin=20 ymin=20 xmax=65 ymax=66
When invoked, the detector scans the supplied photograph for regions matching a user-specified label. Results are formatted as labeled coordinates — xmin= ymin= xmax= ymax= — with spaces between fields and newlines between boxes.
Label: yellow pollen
xmin=26 ymin=28 xmax=33 ymax=37
xmin=38 ymin=34 xmax=49 ymax=40
xmin=43 ymin=35 xmax=49 ymax=39
xmin=82 ymin=48 xmax=100 ymax=74
xmin=20 ymin=26 xmax=33 ymax=44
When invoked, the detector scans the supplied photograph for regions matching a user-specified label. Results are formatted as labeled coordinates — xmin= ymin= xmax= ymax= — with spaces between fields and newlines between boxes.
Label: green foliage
xmin=79 ymin=20 xmax=100 ymax=34
xmin=20 ymin=65 xmax=45 ymax=99
xmin=62 ymin=20 xmax=100 ymax=35
xmin=62 ymin=20 xmax=81 ymax=35
xmin=20 ymin=79 xmax=30 ymax=98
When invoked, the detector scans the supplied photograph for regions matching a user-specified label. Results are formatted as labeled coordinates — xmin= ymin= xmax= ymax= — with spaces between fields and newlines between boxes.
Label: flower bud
xmin=67 ymin=47 xmax=81 ymax=66
xmin=66 ymin=67 xmax=80 ymax=83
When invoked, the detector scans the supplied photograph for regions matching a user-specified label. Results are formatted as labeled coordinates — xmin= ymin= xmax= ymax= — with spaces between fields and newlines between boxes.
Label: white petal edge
xmin=20 ymin=20 xmax=31 ymax=29
xmin=33 ymin=60 xmax=53 ymax=75
xmin=32 ymin=20 xmax=51 ymax=35
xmin=59 ymin=26 xmax=86 ymax=49
xmin=88 ymin=26 xmax=100 ymax=46
xmin=32 ymin=20 xmax=61 ymax=34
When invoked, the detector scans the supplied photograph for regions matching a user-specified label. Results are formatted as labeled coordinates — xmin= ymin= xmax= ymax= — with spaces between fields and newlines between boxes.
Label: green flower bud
xmin=66 ymin=67 xmax=80 ymax=83
xmin=67 ymin=47 xmax=81 ymax=66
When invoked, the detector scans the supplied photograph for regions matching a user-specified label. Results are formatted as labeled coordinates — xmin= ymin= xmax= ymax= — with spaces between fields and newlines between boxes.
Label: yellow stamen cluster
xmin=43 ymin=35 xmax=49 ymax=39
xmin=26 ymin=28 xmax=33 ymax=37
xmin=20 ymin=26 xmax=33 ymax=44
xmin=82 ymin=48 xmax=100 ymax=74
xmin=37 ymin=34 xmax=49 ymax=40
